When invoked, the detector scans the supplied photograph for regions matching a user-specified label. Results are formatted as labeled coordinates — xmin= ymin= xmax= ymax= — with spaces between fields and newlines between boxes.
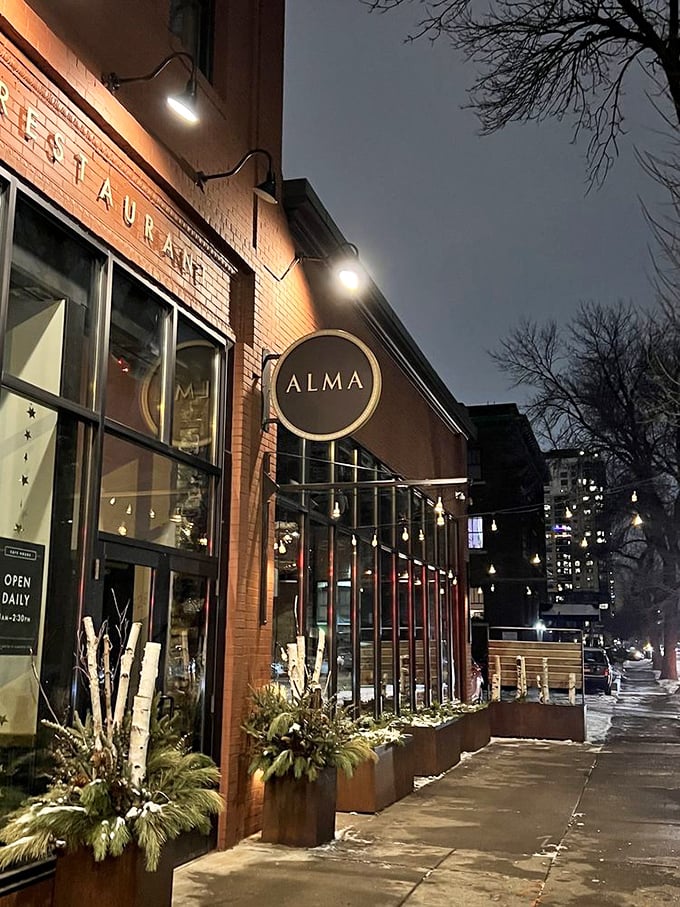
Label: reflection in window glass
xmin=6 ymin=198 xmax=99 ymax=406
xmin=358 ymin=540 xmax=376 ymax=714
xmin=272 ymin=509 xmax=301 ymax=684
xmin=172 ymin=318 xmax=219 ymax=462
xmin=100 ymin=433 xmax=211 ymax=553
xmin=107 ymin=269 xmax=168 ymax=438
xmin=166 ymin=573 xmax=209 ymax=751
xmin=335 ymin=532 xmax=353 ymax=704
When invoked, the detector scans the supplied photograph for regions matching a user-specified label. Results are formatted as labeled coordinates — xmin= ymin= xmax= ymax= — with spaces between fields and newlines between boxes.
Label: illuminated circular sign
xmin=271 ymin=330 xmax=382 ymax=441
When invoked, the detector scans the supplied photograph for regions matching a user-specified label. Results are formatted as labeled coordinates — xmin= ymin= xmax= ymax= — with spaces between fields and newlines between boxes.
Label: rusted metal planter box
xmin=404 ymin=718 xmax=463 ymax=776
xmin=488 ymin=701 xmax=586 ymax=742
xmin=459 ymin=706 xmax=491 ymax=753
xmin=337 ymin=736 xmax=414 ymax=813
xmin=53 ymin=844 xmax=174 ymax=907
xmin=261 ymin=767 xmax=337 ymax=847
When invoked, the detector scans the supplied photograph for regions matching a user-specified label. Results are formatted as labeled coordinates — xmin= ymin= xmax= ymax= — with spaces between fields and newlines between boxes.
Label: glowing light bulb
xmin=632 ymin=512 xmax=643 ymax=527
xmin=402 ymin=526 xmax=409 ymax=542
xmin=631 ymin=490 xmax=638 ymax=503
xmin=126 ymin=504 xmax=132 ymax=515
xmin=419 ymin=528 xmax=425 ymax=542
xmin=491 ymin=518 xmax=498 ymax=532
xmin=490 ymin=583 xmax=495 ymax=592
xmin=580 ymin=537 xmax=588 ymax=548
xmin=278 ymin=539 xmax=286 ymax=554
xmin=526 ymin=586 xmax=532 ymax=595
xmin=332 ymin=501 xmax=341 ymax=520
xmin=488 ymin=563 xmax=496 ymax=575
xmin=117 ymin=522 xmax=127 ymax=536
xmin=531 ymin=553 xmax=541 ymax=565
xmin=452 ymin=575 xmax=458 ymax=586
xmin=436 ymin=513 xmax=445 ymax=527
xmin=371 ymin=532 xmax=378 ymax=548
xmin=351 ymin=534 xmax=357 ymax=547
xmin=565 ymin=506 xmax=573 ymax=519
xmin=434 ymin=496 xmax=444 ymax=516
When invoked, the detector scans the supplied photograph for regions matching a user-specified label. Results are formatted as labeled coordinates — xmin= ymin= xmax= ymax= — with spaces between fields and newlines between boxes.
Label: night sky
xmin=282 ymin=0 xmax=666 ymax=407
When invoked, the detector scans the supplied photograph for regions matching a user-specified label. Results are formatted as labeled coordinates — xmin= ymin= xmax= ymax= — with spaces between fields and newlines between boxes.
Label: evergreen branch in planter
xmin=0 ymin=618 xmax=223 ymax=872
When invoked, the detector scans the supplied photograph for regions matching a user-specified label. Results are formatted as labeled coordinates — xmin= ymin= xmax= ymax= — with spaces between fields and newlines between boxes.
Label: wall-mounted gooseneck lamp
xmin=103 ymin=52 xmax=199 ymax=125
xmin=195 ymin=148 xmax=278 ymax=204
xmin=269 ymin=242 xmax=365 ymax=292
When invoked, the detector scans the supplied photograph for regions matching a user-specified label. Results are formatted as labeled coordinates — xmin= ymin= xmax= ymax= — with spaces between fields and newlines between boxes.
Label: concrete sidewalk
xmin=173 ymin=682 xmax=680 ymax=906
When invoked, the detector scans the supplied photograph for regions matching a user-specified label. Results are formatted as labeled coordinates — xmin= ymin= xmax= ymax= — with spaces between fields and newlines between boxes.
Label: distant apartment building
xmin=542 ymin=450 xmax=614 ymax=630
xmin=467 ymin=404 xmax=548 ymax=629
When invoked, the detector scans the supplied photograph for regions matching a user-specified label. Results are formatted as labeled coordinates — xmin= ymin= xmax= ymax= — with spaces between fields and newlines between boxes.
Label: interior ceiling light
xmin=632 ymin=512 xmax=643 ymax=527
xmin=195 ymin=148 xmax=277 ymax=203
xmin=488 ymin=563 xmax=496 ymax=575
xmin=531 ymin=553 xmax=541 ymax=565
xmin=103 ymin=51 xmax=199 ymax=124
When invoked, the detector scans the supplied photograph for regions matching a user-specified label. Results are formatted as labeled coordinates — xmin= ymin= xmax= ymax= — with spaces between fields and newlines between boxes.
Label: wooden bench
xmin=487 ymin=639 xmax=584 ymax=691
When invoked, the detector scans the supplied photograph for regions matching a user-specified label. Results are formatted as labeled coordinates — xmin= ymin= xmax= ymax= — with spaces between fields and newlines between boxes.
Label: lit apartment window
xmin=468 ymin=516 xmax=483 ymax=549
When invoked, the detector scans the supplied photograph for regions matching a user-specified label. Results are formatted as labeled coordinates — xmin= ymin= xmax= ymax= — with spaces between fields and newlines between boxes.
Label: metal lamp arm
xmin=195 ymin=148 xmax=273 ymax=188
xmin=104 ymin=51 xmax=195 ymax=92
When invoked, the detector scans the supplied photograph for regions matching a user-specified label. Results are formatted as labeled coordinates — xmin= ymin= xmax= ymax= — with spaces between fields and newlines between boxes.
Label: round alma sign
xmin=271 ymin=330 xmax=382 ymax=441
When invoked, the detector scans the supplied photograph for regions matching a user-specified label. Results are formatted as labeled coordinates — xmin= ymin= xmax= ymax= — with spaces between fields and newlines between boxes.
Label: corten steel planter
xmin=488 ymin=701 xmax=586 ymax=742
xmin=52 ymin=844 xmax=174 ymax=907
xmin=459 ymin=706 xmax=491 ymax=753
xmin=261 ymin=767 xmax=337 ymax=847
xmin=404 ymin=718 xmax=463 ymax=776
xmin=337 ymin=736 xmax=415 ymax=813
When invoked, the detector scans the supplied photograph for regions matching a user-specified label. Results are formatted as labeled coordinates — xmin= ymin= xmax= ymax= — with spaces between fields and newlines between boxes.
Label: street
xmin=173 ymin=662 xmax=680 ymax=906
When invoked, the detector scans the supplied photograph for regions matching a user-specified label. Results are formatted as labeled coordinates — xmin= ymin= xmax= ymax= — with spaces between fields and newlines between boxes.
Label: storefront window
xmin=0 ymin=389 xmax=87 ymax=815
xmin=272 ymin=509 xmax=301 ymax=682
xmin=358 ymin=539 xmax=376 ymax=714
xmin=5 ymin=198 xmax=100 ymax=407
xmin=100 ymin=433 xmax=212 ymax=553
xmin=172 ymin=318 xmax=220 ymax=462
xmin=107 ymin=268 xmax=169 ymax=438
xmin=335 ymin=532 xmax=353 ymax=704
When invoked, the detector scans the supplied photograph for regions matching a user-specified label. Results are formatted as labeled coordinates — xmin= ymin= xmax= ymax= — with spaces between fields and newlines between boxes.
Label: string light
xmin=418 ymin=528 xmax=425 ymax=542
xmin=401 ymin=526 xmax=409 ymax=542
xmin=371 ymin=531 xmax=378 ymax=548
xmin=491 ymin=518 xmax=498 ymax=532
xmin=278 ymin=539 xmax=286 ymax=554
xmin=530 ymin=553 xmax=541 ymax=565
xmin=631 ymin=490 xmax=638 ymax=503
xmin=434 ymin=496 xmax=444 ymax=516
xmin=632 ymin=513 xmax=643 ymax=527
xmin=580 ymin=537 xmax=588 ymax=548
xmin=565 ymin=506 xmax=573 ymax=519
xmin=488 ymin=563 xmax=496 ymax=575
xmin=125 ymin=503 xmax=132 ymax=515
xmin=117 ymin=522 xmax=128 ymax=536
xmin=447 ymin=569 xmax=454 ymax=579
xmin=332 ymin=501 xmax=341 ymax=520
xmin=436 ymin=513 xmax=445 ymax=527
xmin=490 ymin=583 xmax=495 ymax=592
xmin=351 ymin=534 xmax=357 ymax=547
xmin=452 ymin=575 xmax=458 ymax=586
xmin=526 ymin=586 xmax=532 ymax=595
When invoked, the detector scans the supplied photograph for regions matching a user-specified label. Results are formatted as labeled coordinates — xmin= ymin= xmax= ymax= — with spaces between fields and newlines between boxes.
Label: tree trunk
xmin=661 ymin=607 xmax=678 ymax=680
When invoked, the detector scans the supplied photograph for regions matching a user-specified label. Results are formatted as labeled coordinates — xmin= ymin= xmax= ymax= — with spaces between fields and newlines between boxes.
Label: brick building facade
xmin=0 ymin=1 xmax=472 ymax=897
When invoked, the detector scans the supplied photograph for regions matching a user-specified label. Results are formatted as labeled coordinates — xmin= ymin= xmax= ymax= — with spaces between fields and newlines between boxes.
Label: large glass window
xmin=0 ymin=389 xmax=88 ymax=815
xmin=5 ymin=199 xmax=100 ymax=407
xmin=100 ymin=433 xmax=212 ymax=553
xmin=107 ymin=269 xmax=169 ymax=438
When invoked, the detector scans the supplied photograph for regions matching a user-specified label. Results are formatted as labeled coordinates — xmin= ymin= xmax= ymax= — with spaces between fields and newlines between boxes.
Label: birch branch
xmin=113 ymin=621 xmax=141 ymax=728
xmin=311 ymin=629 xmax=326 ymax=687
xmin=82 ymin=617 xmax=104 ymax=749
xmin=128 ymin=641 xmax=161 ymax=787
xmin=103 ymin=633 xmax=113 ymax=742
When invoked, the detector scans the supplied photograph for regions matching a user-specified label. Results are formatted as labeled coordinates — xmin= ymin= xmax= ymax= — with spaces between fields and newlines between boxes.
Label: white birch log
xmin=311 ymin=629 xmax=325 ymax=686
xmin=103 ymin=634 xmax=113 ymax=741
xmin=113 ymin=622 xmax=141 ymax=728
xmin=128 ymin=641 xmax=161 ymax=787
xmin=83 ymin=617 xmax=104 ymax=749
xmin=287 ymin=642 xmax=302 ymax=698
xmin=296 ymin=635 xmax=307 ymax=689
xmin=491 ymin=671 xmax=501 ymax=701
xmin=568 ymin=672 xmax=576 ymax=705
xmin=541 ymin=657 xmax=550 ymax=704
xmin=515 ymin=655 xmax=527 ymax=699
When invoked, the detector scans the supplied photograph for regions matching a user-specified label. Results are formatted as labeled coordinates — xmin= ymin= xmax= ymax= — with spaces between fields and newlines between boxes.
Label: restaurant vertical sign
xmin=0 ymin=538 xmax=44 ymax=655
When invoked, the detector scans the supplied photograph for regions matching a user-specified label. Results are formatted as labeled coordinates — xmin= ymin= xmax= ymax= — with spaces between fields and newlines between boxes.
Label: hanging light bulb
xmin=488 ymin=563 xmax=496 ymax=575
xmin=526 ymin=585 xmax=532 ymax=595
xmin=351 ymin=534 xmax=357 ymax=547
xmin=632 ymin=512 xmax=643 ymax=527
xmin=580 ymin=537 xmax=588 ymax=548
xmin=452 ymin=575 xmax=458 ymax=586
xmin=565 ymin=506 xmax=573 ymax=519
xmin=278 ymin=539 xmax=286 ymax=554
xmin=491 ymin=518 xmax=498 ymax=532
xmin=125 ymin=503 xmax=132 ymax=515
xmin=149 ymin=509 xmax=155 ymax=519
xmin=531 ymin=553 xmax=541 ymax=565
xmin=117 ymin=522 xmax=128 ymax=536
xmin=332 ymin=500 xmax=341 ymax=520
xmin=401 ymin=526 xmax=409 ymax=542
xmin=476 ymin=586 xmax=483 ymax=595
xmin=436 ymin=513 xmax=445 ymax=527
xmin=434 ymin=496 xmax=444 ymax=516
xmin=631 ymin=490 xmax=638 ymax=503
xmin=419 ymin=528 xmax=425 ymax=542
xmin=109 ymin=497 xmax=116 ymax=506
xmin=371 ymin=531 xmax=378 ymax=548
xmin=447 ymin=569 xmax=454 ymax=579
xmin=490 ymin=583 xmax=495 ymax=592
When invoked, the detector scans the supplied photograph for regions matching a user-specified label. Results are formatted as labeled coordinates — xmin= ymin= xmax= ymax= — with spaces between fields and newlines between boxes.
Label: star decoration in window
xmin=27 ymin=406 xmax=36 ymax=419
xmin=13 ymin=523 xmax=23 ymax=534
xmin=23 ymin=453 xmax=28 ymax=462
xmin=24 ymin=430 xmax=31 ymax=441
xmin=21 ymin=475 xmax=29 ymax=486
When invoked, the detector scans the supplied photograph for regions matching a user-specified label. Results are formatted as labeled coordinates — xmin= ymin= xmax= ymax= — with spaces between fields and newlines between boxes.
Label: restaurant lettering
xmin=0 ymin=81 xmax=204 ymax=286
xmin=285 ymin=371 xmax=364 ymax=393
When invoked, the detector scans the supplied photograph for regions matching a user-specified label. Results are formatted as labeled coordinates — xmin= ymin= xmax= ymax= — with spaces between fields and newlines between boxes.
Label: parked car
xmin=584 ymin=647 xmax=613 ymax=695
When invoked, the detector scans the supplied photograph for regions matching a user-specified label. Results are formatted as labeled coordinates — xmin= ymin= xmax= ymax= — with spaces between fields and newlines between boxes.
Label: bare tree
xmin=493 ymin=302 xmax=680 ymax=677
xmin=363 ymin=0 xmax=680 ymax=183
